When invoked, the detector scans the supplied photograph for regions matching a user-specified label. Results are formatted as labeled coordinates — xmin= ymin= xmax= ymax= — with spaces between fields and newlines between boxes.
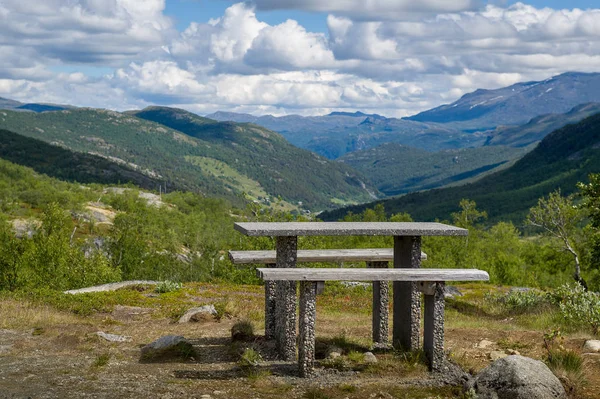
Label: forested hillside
xmin=338 ymin=143 xmax=529 ymax=196
xmin=322 ymin=112 xmax=600 ymax=224
xmin=0 ymin=129 xmax=162 ymax=190
xmin=0 ymin=108 xmax=377 ymax=210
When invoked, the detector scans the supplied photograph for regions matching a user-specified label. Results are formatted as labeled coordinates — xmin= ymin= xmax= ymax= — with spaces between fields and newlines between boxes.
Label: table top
xmin=234 ymin=222 xmax=467 ymax=237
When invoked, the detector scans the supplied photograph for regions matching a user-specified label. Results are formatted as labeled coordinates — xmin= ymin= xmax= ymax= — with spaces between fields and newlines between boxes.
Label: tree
xmin=451 ymin=199 xmax=487 ymax=229
xmin=527 ymin=190 xmax=585 ymax=285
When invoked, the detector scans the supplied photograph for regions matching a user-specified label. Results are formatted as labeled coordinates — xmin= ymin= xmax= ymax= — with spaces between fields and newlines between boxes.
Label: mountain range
xmin=2 ymin=71 xmax=600 ymax=220
xmin=321 ymin=111 xmax=600 ymax=224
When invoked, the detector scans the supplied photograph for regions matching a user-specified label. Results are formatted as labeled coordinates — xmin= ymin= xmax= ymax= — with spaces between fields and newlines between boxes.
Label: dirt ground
xmin=1 ymin=285 xmax=599 ymax=399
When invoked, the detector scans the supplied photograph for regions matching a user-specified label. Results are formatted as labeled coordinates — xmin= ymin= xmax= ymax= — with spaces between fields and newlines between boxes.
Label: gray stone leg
xmin=368 ymin=261 xmax=389 ymax=345
xmin=424 ymin=282 xmax=445 ymax=371
xmin=298 ymin=281 xmax=317 ymax=378
xmin=264 ymin=263 xmax=277 ymax=340
xmin=275 ymin=236 xmax=297 ymax=361
xmin=393 ymin=236 xmax=421 ymax=351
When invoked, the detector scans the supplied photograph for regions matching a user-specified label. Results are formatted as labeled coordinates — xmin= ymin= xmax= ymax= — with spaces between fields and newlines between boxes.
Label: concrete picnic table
xmin=233 ymin=222 xmax=468 ymax=366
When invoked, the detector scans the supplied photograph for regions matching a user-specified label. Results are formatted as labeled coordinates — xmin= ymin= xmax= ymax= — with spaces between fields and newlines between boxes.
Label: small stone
xmin=363 ymin=352 xmax=378 ymax=364
xmin=96 ymin=331 xmax=131 ymax=343
xmin=178 ymin=305 xmax=217 ymax=323
xmin=489 ymin=351 xmax=508 ymax=361
xmin=327 ymin=346 xmax=343 ymax=359
xmin=477 ymin=339 xmax=494 ymax=349
xmin=140 ymin=335 xmax=195 ymax=361
xmin=200 ymin=395 xmax=212 ymax=399
xmin=583 ymin=340 xmax=600 ymax=353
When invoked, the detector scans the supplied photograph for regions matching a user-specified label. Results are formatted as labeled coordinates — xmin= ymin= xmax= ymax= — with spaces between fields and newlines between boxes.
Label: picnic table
xmin=233 ymin=221 xmax=486 ymax=376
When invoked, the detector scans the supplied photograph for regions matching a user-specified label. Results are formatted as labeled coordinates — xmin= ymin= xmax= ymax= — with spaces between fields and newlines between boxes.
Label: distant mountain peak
xmin=404 ymin=71 xmax=600 ymax=128
xmin=327 ymin=111 xmax=383 ymax=118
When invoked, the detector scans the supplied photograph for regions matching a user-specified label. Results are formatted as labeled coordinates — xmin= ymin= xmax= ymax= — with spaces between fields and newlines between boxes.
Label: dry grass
xmin=0 ymin=298 xmax=85 ymax=330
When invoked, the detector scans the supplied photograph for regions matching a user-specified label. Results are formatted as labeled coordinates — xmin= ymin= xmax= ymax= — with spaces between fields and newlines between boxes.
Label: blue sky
xmin=1 ymin=0 xmax=600 ymax=117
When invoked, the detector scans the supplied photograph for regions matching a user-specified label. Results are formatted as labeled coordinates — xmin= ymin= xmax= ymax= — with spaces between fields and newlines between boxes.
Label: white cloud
xmin=1 ymin=1 xmax=600 ymax=119
xmin=0 ymin=0 xmax=173 ymax=64
xmin=244 ymin=20 xmax=335 ymax=69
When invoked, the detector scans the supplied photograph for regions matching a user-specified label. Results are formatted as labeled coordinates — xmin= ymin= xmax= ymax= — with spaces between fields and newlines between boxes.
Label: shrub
xmin=485 ymin=289 xmax=551 ymax=315
xmin=554 ymin=283 xmax=600 ymax=334
xmin=154 ymin=280 xmax=182 ymax=293
xmin=238 ymin=347 xmax=262 ymax=368
xmin=231 ymin=319 xmax=255 ymax=341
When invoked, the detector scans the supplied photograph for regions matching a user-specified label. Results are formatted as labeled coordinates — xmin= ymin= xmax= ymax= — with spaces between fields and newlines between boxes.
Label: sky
xmin=1 ymin=1 xmax=600 ymax=118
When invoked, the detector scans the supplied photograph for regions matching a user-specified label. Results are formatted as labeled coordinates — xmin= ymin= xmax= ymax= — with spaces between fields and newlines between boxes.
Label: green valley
xmin=322 ymin=112 xmax=600 ymax=224
xmin=0 ymin=107 xmax=377 ymax=211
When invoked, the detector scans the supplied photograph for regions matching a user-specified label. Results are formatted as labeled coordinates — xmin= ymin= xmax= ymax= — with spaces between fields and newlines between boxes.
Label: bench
xmin=229 ymin=248 xmax=427 ymax=344
xmin=257 ymin=267 xmax=489 ymax=377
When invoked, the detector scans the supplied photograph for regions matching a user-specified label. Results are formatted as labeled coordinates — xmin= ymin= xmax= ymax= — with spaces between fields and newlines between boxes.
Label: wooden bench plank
xmin=257 ymin=268 xmax=489 ymax=282
xmin=229 ymin=248 xmax=427 ymax=264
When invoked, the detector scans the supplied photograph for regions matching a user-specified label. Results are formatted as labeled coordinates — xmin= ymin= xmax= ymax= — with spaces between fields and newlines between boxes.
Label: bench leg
xmin=264 ymin=266 xmax=277 ymax=340
xmin=393 ymin=236 xmax=421 ymax=351
xmin=275 ymin=236 xmax=298 ymax=361
xmin=299 ymin=281 xmax=317 ymax=378
xmin=424 ymin=282 xmax=445 ymax=371
xmin=368 ymin=261 xmax=389 ymax=345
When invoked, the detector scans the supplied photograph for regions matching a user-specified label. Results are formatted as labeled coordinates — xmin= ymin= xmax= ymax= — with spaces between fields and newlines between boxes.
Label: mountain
xmin=486 ymin=102 xmax=600 ymax=147
xmin=0 ymin=96 xmax=70 ymax=112
xmin=338 ymin=143 xmax=529 ymax=196
xmin=0 ymin=128 xmax=162 ymax=189
xmin=207 ymin=110 xmax=475 ymax=158
xmin=130 ymin=106 xmax=379 ymax=208
xmin=0 ymin=107 xmax=377 ymax=210
xmin=406 ymin=72 xmax=600 ymax=130
xmin=321 ymin=112 xmax=600 ymax=224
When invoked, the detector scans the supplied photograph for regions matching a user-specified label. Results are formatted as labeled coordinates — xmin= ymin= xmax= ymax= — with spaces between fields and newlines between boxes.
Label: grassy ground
xmin=0 ymin=282 xmax=598 ymax=398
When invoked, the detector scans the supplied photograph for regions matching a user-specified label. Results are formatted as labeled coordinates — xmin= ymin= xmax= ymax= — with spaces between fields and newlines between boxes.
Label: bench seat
xmin=256 ymin=267 xmax=489 ymax=377
xmin=229 ymin=248 xmax=427 ymax=264
xmin=257 ymin=267 xmax=487 ymax=281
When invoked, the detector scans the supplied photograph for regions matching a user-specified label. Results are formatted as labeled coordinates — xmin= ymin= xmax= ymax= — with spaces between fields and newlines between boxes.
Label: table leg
xmin=275 ymin=236 xmax=298 ymax=361
xmin=264 ymin=263 xmax=276 ymax=340
xmin=299 ymin=281 xmax=317 ymax=377
xmin=393 ymin=236 xmax=421 ymax=351
xmin=368 ymin=261 xmax=389 ymax=346
xmin=424 ymin=282 xmax=445 ymax=371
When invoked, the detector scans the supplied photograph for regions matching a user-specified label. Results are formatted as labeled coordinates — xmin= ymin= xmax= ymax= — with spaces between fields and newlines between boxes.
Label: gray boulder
xmin=140 ymin=335 xmax=195 ymax=361
xmin=470 ymin=355 xmax=566 ymax=399
xmin=178 ymin=305 xmax=217 ymax=323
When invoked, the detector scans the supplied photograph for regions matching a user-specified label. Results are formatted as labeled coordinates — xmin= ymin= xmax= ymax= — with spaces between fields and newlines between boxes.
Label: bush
xmin=231 ymin=319 xmax=254 ymax=341
xmin=554 ymin=283 xmax=600 ymax=334
xmin=486 ymin=289 xmax=551 ymax=315
xmin=154 ymin=280 xmax=182 ymax=293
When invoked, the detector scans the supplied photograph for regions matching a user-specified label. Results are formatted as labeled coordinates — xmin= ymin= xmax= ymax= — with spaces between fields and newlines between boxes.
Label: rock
xmin=96 ymin=331 xmax=131 ymax=343
xmin=140 ymin=335 xmax=195 ymax=361
xmin=489 ymin=350 xmax=508 ymax=361
xmin=477 ymin=339 xmax=494 ymax=349
xmin=363 ymin=352 xmax=378 ymax=364
xmin=582 ymin=339 xmax=600 ymax=353
xmin=470 ymin=355 xmax=567 ymax=399
xmin=508 ymin=349 xmax=521 ymax=356
xmin=327 ymin=346 xmax=343 ymax=359
xmin=178 ymin=305 xmax=217 ymax=323
xmin=200 ymin=395 xmax=212 ymax=399
xmin=444 ymin=285 xmax=463 ymax=298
